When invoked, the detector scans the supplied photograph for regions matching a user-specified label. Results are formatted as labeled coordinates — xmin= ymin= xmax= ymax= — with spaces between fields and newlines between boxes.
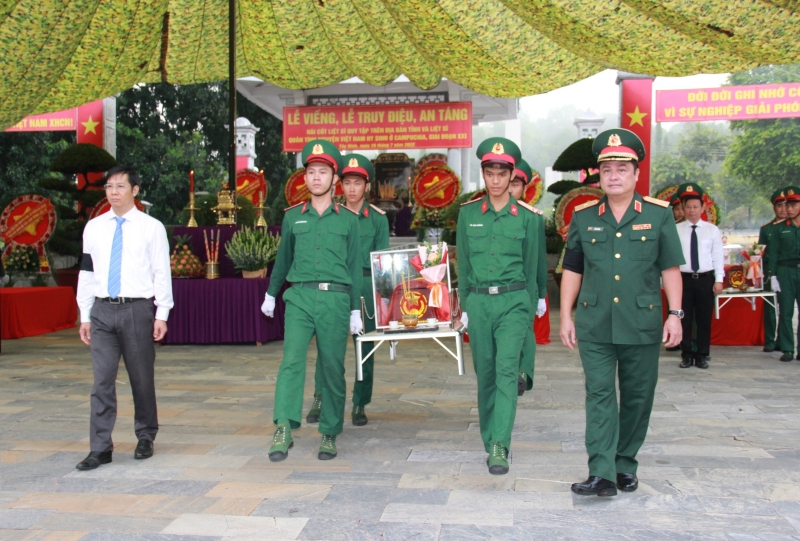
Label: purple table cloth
xmin=172 ymin=225 xmax=282 ymax=278
xmin=163 ymin=277 xmax=286 ymax=344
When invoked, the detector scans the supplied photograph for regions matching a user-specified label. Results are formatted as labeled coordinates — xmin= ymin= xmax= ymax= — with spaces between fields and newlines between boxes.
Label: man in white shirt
xmin=674 ymin=183 xmax=724 ymax=369
xmin=75 ymin=165 xmax=173 ymax=470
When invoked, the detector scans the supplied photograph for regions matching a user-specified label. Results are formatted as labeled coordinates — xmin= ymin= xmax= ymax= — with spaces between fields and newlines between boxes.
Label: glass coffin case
xmin=369 ymin=243 xmax=453 ymax=331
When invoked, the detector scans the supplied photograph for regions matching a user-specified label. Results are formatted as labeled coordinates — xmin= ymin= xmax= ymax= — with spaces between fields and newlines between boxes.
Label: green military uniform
xmin=267 ymin=140 xmax=361 ymax=459
xmin=458 ymin=137 xmax=542 ymax=474
xmin=564 ymin=129 xmax=684 ymax=486
xmin=767 ymin=186 xmax=800 ymax=361
xmin=759 ymin=188 xmax=786 ymax=352
xmin=308 ymin=154 xmax=389 ymax=425
xmin=512 ymin=159 xmax=548 ymax=394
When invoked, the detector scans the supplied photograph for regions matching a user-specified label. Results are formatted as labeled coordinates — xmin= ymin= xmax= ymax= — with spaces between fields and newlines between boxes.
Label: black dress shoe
xmin=134 ymin=439 xmax=154 ymax=459
xmin=571 ymin=476 xmax=617 ymax=497
xmin=695 ymin=356 xmax=709 ymax=369
xmin=679 ymin=357 xmax=693 ymax=368
xmin=665 ymin=345 xmax=681 ymax=352
xmin=616 ymin=472 xmax=638 ymax=492
xmin=76 ymin=451 xmax=112 ymax=470
xmin=780 ymin=352 xmax=793 ymax=362
xmin=763 ymin=345 xmax=775 ymax=353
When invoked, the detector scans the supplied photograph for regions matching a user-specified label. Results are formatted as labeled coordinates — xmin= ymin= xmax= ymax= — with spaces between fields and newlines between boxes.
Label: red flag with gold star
xmin=619 ymin=75 xmax=653 ymax=196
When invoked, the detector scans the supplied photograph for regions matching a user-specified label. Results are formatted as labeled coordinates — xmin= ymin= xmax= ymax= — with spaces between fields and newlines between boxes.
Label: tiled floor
xmin=1 ymin=312 xmax=800 ymax=540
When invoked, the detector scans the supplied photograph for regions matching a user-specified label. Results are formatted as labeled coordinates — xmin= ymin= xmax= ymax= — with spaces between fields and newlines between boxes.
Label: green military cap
xmin=675 ymin=182 xmax=704 ymax=201
xmin=476 ymin=137 xmax=522 ymax=169
xmin=340 ymin=153 xmax=374 ymax=182
xmin=301 ymin=139 xmax=342 ymax=173
xmin=593 ymin=128 xmax=646 ymax=163
xmin=513 ymin=159 xmax=533 ymax=185
xmin=669 ymin=192 xmax=681 ymax=207
xmin=771 ymin=188 xmax=787 ymax=203
xmin=784 ymin=186 xmax=800 ymax=201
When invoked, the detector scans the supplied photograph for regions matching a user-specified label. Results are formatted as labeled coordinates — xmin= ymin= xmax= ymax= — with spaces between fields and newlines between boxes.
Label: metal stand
xmin=355 ymin=324 xmax=466 ymax=381
xmin=715 ymin=291 xmax=777 ymax=319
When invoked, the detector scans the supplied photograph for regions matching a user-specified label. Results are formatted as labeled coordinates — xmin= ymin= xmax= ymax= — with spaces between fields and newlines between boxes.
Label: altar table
xmin=661 ymin=289 xmax=765 ymax=347
xmin=163 ymin=277 xmax=285 ymax=345
xmin=1 ymin=286 xmax=77 ymax=340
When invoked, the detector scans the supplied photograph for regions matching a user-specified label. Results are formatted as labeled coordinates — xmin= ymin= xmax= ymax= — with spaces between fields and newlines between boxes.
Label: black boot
xmin=76 ymin=451 xmax=112 ymax=471
xmin=616 ymin=473 xmax=638 ymax=492
xmin=571 ymin=476 xmax=617 ymax=496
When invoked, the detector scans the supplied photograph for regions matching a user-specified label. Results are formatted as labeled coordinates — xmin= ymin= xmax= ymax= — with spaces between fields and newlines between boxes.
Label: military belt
xmin=300 ymin=282 xmax=350 ymax=293
xmin=778 ymin=262 xmax=800 ymax=268
xmin=469 ymin=283 xmax=526 ymax=295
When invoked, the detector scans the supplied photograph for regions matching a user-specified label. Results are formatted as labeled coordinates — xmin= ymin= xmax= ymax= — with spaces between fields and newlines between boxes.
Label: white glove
xmin=771 ymin=276 xmax=781 ymax=293
xmin=261 ymin=293 xmax=276 ymax=317
xmin=536 ymin=298 xmax=547 ymax=318
xmin=350 ymin=310 xmax=363 ymax=335
xmin=460 ymin=312 xmax=468 ymax=330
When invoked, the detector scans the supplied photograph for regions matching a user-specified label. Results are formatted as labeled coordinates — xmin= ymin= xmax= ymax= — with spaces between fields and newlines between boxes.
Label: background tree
xmin=116 ymin=82 xmax=295 ymax=225
xmin=0 ymin=131 xmax=73 ymax=206
xmin=724 ymin=64 xmax=800 ymax=200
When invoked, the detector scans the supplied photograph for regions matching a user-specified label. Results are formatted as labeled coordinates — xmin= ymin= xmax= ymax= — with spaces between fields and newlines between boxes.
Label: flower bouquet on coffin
xmin=741 ymin=243 xmax=766 ymax=290
xmin=409 ymin=242 xmax=451 ymax=322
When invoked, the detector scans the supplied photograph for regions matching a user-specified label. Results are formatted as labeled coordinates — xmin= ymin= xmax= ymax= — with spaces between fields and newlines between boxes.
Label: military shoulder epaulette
xmin=284 ymin=201 xmax=305 ymax=212
xmin=775 ymin=218 xmax=785 ymax=225
xmin=762 ymin=220 xmax=774 ymax=227
xmin=575 ymin=200 xmax=599 ymax=212
xmin=643 ymin=196 xmax=669 ymax=208
xmin=461 ymin=198 xmax=482 ymax=206
xmin=369 ymin=203 xmax=386 ymax=215
xmin=339 ymin=204 xmax=359 ymax=215
xmin=517 ymin=201 xmax=542 ymax=215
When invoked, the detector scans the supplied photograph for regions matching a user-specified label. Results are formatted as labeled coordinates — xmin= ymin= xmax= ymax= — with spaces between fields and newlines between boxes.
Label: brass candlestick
xmin=186 ymin=192 xmax=198 ymax=227
xmin=255 ymin=191 xmax=268 ymax=227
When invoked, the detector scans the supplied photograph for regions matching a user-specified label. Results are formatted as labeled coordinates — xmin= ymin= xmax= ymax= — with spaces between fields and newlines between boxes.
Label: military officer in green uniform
xmin=560 ymin=129 xmax=685 ymax=497
xmin=261 ymin=139 xmax=362 ymax=461
xmin=458 ymin=137 xmax=544 ymax=475
xmin=305 ymin=153 xmax=389 ymax=426
xmin=508 ymin=158 xmax=548 ymax=395
xmin=670 ymin=192 xmax=685 ymax=223
xmin=767 ymin=186 xmax=800 ymax=362
xmin=759 ymin=188 xmax=786 ymax=353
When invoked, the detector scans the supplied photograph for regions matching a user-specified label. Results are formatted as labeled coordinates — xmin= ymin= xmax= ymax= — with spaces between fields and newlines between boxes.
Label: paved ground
xmin=1 ymin=312 xmax=800 ymax=540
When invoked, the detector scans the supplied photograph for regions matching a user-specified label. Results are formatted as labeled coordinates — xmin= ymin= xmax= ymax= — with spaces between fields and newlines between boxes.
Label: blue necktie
xmin=108 ymin=217 xmax=124 ymax=298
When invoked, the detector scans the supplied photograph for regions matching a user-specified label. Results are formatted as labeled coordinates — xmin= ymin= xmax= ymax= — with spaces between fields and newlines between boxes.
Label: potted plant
xmin=225 ymin=227 xmax=281 ymax=278
xmin=5 ymin=245 xmax=42 ymax=286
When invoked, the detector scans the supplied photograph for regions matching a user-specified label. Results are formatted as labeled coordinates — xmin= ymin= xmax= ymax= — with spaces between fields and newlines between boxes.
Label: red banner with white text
xmin=656 ymin=83 xmax=800 ymax=122
xmin=283 ymin=102 xmax=472 ymax=151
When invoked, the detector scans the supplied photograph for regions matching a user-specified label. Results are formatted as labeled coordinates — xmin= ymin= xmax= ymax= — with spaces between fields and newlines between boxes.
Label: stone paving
xmin=1 ymin=311 xmax=800 ymax=540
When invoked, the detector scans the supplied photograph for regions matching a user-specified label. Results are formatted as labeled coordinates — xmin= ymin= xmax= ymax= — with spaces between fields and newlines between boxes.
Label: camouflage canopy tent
xmin=2 ymin=0 xmax=800 ymax=129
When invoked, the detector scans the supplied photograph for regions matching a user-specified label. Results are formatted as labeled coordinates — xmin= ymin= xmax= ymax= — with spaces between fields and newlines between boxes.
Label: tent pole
xmin=228 ymin=0 xmax=237 ymax=207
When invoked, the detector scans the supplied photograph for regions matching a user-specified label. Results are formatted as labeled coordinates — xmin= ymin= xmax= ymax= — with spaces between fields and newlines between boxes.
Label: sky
xmin=520 ymin=69 xmax=729 ymax=126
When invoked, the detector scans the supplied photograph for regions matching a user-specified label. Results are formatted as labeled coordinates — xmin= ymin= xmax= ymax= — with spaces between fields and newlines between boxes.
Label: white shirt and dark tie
xmin=676 ymin=219 xmax=724 ymax=281
xmin=77 ymin=207 xmax=173 ymax=321
xmin=675 ymin=218 xmax=724 ymax=360
xmin=76 ymin=206 xmax=173 ymax=452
